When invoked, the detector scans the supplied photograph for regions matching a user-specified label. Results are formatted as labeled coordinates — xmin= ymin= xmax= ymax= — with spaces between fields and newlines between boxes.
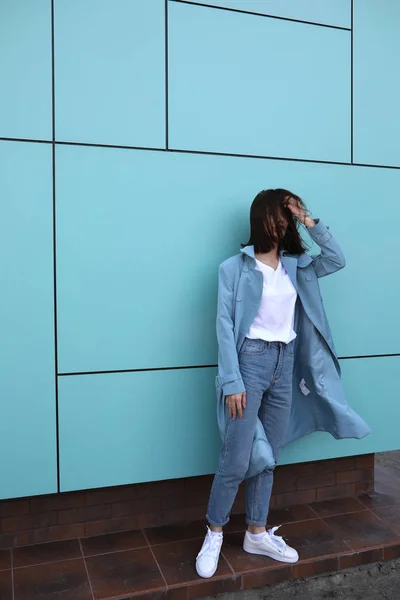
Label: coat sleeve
xmin=307 ymin=219 xmax=346 ymax=278
xmin=216 ymin=261 xmax=246 ymax=397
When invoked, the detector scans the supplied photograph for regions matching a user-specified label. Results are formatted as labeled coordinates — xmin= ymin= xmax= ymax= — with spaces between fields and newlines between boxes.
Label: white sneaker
xmin=196 ymin=527 xmax=223 ymax=578
xmin=243 ymin=526 xmax=299 ymax=563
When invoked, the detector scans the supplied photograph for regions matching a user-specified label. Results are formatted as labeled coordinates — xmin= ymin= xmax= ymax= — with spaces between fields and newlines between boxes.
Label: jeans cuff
xmin=246 ymin=518 xmax=267 ymax=527
xmin=206 ymin=513 xmax=230 ymax=527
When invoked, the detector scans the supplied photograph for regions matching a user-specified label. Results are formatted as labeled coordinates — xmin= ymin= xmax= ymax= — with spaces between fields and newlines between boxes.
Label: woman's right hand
xmin=226 ymin=392 xmax=247 ymax=420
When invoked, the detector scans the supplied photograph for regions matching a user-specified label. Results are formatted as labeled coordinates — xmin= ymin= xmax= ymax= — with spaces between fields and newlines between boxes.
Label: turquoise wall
xmin=0 ymin=0 xmax=399 ymax=499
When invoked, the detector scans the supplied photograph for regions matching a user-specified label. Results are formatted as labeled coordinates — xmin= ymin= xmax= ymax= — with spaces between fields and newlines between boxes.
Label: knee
xmin=219 ymin=453 xmax=249 ymax=484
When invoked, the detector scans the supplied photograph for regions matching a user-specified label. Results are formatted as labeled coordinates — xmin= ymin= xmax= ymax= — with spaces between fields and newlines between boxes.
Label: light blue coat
xmin=215 ymin=220 xmax=371 ymax=479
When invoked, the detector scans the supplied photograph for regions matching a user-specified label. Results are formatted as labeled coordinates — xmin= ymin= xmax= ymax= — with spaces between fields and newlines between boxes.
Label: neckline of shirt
xmin=255 ymin=257 xmax=281 ymax=273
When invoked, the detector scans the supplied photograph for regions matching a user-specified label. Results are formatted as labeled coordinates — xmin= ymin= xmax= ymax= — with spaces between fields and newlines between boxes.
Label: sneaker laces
xmin=266 ymin=525 xmax=287 ymax=551
xmin=197 ymin=527 xmax=222 ymax=558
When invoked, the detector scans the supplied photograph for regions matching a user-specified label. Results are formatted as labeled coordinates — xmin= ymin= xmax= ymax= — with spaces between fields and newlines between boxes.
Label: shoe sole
xmin=243 ymin=542 xmax=299 ymax=564
xmin=195 ymin=564 xmax=218 ymax=579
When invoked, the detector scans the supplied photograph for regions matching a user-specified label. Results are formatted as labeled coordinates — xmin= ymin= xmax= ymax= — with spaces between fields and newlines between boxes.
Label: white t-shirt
xmin=247 ymin=258 xmax=297 ymax=344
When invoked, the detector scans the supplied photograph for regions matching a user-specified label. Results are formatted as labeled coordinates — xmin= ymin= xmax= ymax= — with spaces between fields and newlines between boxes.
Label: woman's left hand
xmin=287 ymin=197 xmax=315 ymax=229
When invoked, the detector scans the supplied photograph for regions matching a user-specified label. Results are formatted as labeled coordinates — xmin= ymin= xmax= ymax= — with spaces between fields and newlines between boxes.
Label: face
xmin=265 ymin=202 xmax=289 ymax=238
xmin=277 ymin=212 xmax=288 ymax=231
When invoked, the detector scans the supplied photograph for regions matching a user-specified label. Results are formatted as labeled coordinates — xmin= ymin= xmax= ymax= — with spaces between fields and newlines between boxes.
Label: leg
xmin=243 ymin=343 xmax=298 ymax=563
xmin=197 ymin=340 xmax=270 ymax=579
xmin=206 ymin=339 xmax=271 ymax=527
xmin=245 ymin=342 xmax=294 ymax=527
xmin=206 ymin=382 xmax=264 ymax=527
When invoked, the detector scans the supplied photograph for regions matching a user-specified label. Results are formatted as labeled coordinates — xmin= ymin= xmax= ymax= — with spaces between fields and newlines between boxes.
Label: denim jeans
xmin=206 ymin=338 xmax=294 ymax=527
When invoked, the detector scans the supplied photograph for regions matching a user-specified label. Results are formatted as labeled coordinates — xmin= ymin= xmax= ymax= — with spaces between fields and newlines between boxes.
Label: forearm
xmin=307 ymin=219 xmax=346 ymax=277
xmin=216 ymin=263 xmax=245 ymax=396
xmin=217 ymin=330 xmax=245 ymax=396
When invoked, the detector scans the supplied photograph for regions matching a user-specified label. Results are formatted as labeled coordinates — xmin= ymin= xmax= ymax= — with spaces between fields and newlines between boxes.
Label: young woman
xmin=196 ymin=189 xmax=370 ymax=579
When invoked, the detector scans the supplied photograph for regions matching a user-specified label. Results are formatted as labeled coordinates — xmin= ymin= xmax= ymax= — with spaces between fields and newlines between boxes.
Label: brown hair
xmin=241 ymin=188 xmax=309 ymax=255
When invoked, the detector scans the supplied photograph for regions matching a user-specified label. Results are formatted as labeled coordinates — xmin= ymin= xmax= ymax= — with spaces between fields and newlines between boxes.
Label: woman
xmin=196 ymin=189 xmax=370 ymax=579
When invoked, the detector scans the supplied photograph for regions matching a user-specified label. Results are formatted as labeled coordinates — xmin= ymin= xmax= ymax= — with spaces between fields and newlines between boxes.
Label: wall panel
xmin=168 ymin=2 xmax=351 ymax=162
xmin=0 ymin=141 xmax=56 ymax=499
xmin=353 ymin=0 xmax=400 ymax=167
xmin=57 ymin=146 xmax=400 ymax=375
xmin=0 ymin=0 xmax=51 ymax=140
xmin=58 ymin=368 xmax=219 ymax=491
xmin=59 ymin=354 xmax=394 ymax=490
xmin=54 ymin=0 xmax=165 ymax=147
xmin=281 ymin=356 xmax=400 ymax=464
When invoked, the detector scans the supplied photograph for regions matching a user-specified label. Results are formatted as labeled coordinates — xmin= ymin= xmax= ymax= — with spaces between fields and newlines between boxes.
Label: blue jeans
xmin=206 ymin=338 xmax=294 ymax=527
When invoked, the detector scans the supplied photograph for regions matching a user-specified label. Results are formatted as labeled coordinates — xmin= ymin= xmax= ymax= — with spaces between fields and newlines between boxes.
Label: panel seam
xmin=51 ymin=0 xmax=60 ymax=493
xmin=165 ymin=0 xmax=169 ymax=149
xmin=350 ymin=0 xmax=354 ymax=163
xmin=58 ymin=354 xmax=400 ymax=377
xmin=1 ymin=138 xmax=400 ymax=171
xmin=172 ymin=0 xmax=351 ymax=31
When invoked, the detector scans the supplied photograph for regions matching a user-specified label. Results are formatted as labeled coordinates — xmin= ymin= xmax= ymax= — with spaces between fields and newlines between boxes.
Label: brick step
xmin=0 ymin=454 xmax=375 ymax=548
xmin=1 ymin=467 xmax=399 ymax=600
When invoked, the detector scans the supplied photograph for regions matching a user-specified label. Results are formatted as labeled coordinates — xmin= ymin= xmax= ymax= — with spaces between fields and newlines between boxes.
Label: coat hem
xmin=285 ymin=426 xmax=371 ymax=447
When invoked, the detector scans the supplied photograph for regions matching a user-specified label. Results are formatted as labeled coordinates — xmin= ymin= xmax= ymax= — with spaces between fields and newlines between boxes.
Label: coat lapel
xmin=280 ymin=254 xmax=298 ymax=291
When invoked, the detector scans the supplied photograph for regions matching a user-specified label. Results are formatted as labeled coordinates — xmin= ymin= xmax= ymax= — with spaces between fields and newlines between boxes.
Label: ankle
xmin=247 ymin=526 xmax=266 ymax=535
xmin=209 ymin=524 xmax=223 ymax=534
